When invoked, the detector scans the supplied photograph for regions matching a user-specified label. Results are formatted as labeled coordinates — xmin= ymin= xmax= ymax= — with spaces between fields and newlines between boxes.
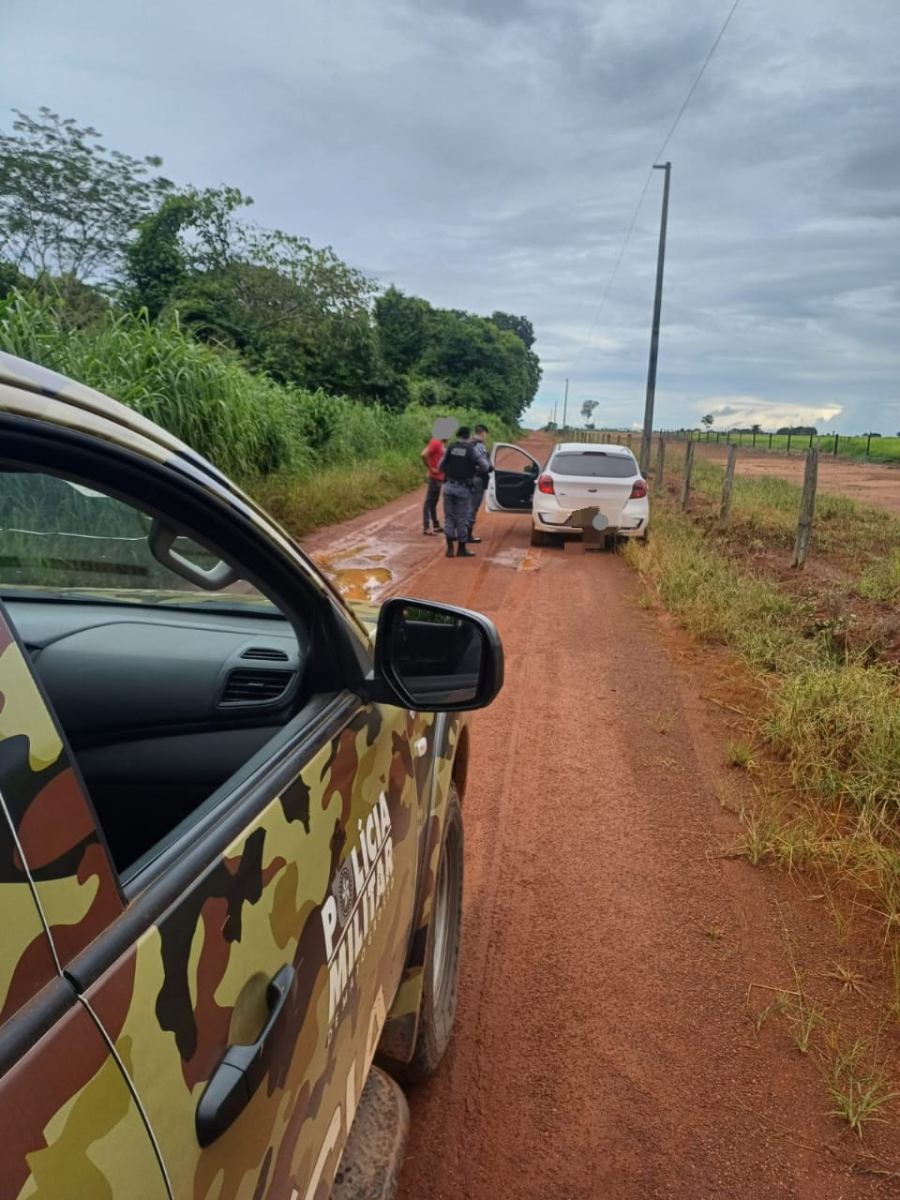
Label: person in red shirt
xmin=420 ymin=433 xmax=447 ymax=534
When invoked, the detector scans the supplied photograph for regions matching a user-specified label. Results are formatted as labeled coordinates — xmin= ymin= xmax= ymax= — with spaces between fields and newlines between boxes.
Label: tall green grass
xmin=0 ymin=289 xmax=517 ymax=532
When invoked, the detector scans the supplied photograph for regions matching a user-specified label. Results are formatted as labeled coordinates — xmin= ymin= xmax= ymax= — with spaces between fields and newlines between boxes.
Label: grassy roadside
xmin=250 ymin=453 xmax=426 ymax=538
xmin=625 ymin=453 xmax=900 ymax=1134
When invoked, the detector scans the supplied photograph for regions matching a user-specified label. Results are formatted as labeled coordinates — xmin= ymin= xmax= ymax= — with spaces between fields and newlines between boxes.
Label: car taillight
xmin=537 ymin=474 xmax=555 ymax=495
xmin=630 ymin=479 xmax=648 ymax=499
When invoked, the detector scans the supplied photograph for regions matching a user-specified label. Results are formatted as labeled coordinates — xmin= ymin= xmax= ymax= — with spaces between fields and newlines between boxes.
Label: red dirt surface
xmin=301 ymin=435 xmax=900 ymax=1200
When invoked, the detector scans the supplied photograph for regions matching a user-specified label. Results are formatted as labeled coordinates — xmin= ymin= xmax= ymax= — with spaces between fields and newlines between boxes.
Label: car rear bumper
xmin=534 ymin=512 xmax=648 ymax=535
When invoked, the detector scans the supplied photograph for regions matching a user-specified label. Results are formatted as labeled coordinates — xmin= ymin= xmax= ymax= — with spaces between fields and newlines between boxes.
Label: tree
xmin=581 ymin=400 xmax=599 ymax=427
xmin=490 ymin=311 xmax=534 ymax=348
xmin=374 ymin=286 xmax=431 ymax=374
xmin=750 ymin=423 xmax=762 ymax=435
xmin=0 ymin=107 xmax=172 ymax=294
xmin=123 ymin=192 xmax=199 ymax=319
xmin=125 ymin=186 xmax=389 ymax=399
xmin=701 ymin=414 xmax=714 ymax=429
xmin=417 ymin=312 xmax=523 ymax=422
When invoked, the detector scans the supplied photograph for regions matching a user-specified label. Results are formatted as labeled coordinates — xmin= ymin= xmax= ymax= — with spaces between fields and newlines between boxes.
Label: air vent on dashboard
xmin=240 ymin=646 xmax=290 ymax=661
xmin=220 ymin=668 xmax=295 ymax=706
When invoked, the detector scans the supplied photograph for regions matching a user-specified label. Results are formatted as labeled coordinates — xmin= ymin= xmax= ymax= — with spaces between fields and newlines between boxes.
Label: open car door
xmin=486 ymin=443 xmax=542 ymax=513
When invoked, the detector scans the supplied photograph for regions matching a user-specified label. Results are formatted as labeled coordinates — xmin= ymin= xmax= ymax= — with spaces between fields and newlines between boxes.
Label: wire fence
xmin=659 ymin=428 xmax=899 ymax=463
xmin=554 ymin=427 xmax=900 ymax=464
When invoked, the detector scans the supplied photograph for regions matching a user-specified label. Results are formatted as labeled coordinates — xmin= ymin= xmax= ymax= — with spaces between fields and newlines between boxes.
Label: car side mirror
xmin=524 ymin=462 xmax=539 ymax=476
xmin=371 ymin=597 xmax=504 ymax=712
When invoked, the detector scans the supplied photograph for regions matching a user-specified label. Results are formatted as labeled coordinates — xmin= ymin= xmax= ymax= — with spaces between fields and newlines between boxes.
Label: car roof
xmin=553 ymin=441 xmax=635 ymax=456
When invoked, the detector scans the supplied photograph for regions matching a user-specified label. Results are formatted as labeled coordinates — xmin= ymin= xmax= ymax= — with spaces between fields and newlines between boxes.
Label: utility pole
xmin=562 ymin=378 xmax=569 ymax=432
xmin=640 ymin=161 xmax=671 ymax=475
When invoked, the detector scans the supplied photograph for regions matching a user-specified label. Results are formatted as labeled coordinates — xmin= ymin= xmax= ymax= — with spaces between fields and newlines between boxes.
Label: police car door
xmin=0 ymin=604 xmax=169 ymax=1200
xmin=0 ymin=421 xmax=419 ymax=1200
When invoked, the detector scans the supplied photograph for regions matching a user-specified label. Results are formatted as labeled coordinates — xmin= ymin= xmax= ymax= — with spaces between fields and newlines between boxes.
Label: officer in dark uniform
xmin=439 ymin=426 xmax=489 ymax=557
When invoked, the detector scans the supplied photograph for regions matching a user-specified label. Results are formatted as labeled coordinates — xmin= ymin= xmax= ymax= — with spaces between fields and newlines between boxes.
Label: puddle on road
xmin=316 ymin=536 xmax=542 ymax=602
xmin=329 ymin=567 xmax=393 ymax=602
xmin=312 ymin=542 xmax=397 ymax=602
xmin=311 ymin=544 xmax=372 ymax=574
xmin=484 ymin=548 xmax=544 ymax=572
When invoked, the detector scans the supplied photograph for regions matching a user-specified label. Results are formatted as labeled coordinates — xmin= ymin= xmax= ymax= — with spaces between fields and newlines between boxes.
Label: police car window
xmin=0 ymin=468 xmax=274 ymax=613
xmin=550 ymin=453 xmax=637 ymax=478
xmin=0 ymin=466 xmax=311 ymax=883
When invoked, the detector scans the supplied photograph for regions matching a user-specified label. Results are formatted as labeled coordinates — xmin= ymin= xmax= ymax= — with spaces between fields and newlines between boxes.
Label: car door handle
xmin=195 ymin=964 xmax=296 ymax=1147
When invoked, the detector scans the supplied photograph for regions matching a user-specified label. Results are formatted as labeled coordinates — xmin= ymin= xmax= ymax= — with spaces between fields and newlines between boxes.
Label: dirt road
xmin=302 ymin=436 xmax=896 ymax=1199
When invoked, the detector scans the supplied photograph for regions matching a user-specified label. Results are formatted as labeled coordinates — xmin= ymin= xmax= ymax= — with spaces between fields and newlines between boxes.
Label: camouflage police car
xmin=0 ymin=352 xmax=503 ymax=1199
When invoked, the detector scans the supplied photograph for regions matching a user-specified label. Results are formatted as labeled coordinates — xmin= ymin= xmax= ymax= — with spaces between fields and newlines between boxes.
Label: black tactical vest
xmin=442 ymin=440 xmax=476 ymax=482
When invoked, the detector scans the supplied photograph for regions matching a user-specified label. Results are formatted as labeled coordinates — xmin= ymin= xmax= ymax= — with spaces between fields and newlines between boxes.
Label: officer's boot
xmin=457 ymin=540 xmax=475 ymax=557
xmin=445 ymin=538 xmax=455 ymax=558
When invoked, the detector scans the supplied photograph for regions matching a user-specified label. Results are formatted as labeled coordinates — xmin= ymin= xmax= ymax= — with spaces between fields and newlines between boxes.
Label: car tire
xmin=401 ymin=784 xmax=464 ymax=1083
xmin=530 ymin=526 xmax=549 ymax=547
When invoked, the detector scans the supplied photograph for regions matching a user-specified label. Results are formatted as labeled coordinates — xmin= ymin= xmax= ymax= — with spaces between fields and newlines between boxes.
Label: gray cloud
xmin=1 ymin=0 xmax=898 ymax=431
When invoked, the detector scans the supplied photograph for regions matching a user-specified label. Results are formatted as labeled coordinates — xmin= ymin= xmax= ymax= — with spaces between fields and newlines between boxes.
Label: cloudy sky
xmin=2 ymin=0 xmax=898 ymax=431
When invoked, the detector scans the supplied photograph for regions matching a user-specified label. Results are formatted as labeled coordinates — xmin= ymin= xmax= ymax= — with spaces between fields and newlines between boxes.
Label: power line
xmin=579 ymin=0 xmax=742 ymax=353
xmin=653 ymin=0 xmax=742 ymax=164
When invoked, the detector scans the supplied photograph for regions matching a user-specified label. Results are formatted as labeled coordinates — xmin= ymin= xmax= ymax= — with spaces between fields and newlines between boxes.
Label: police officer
xmin=439 ymin=426 xmax=488 ymax=557
xmin=466 ymin=424 xmax=492 ymax=543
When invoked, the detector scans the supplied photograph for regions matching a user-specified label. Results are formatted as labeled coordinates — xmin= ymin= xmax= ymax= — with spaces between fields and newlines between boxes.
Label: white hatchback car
xmin=485 ymin=441 xmax=650 ymax=547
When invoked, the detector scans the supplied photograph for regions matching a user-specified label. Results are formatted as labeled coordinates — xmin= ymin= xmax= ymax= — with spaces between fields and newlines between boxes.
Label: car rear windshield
xmin=550 ymin=452 xmax=637 ymax=478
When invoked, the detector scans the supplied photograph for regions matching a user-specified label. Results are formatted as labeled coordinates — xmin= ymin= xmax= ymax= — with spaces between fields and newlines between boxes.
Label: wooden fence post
xmin=719 ymin=445 xmax=738 ymax=525
xmin=792 ymin=448 xmax=819 ymax=568
xmin=655 ymin=436 xmax=666 ymax=493
xmin=681 ymin=440 xmax=695 ymax=511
